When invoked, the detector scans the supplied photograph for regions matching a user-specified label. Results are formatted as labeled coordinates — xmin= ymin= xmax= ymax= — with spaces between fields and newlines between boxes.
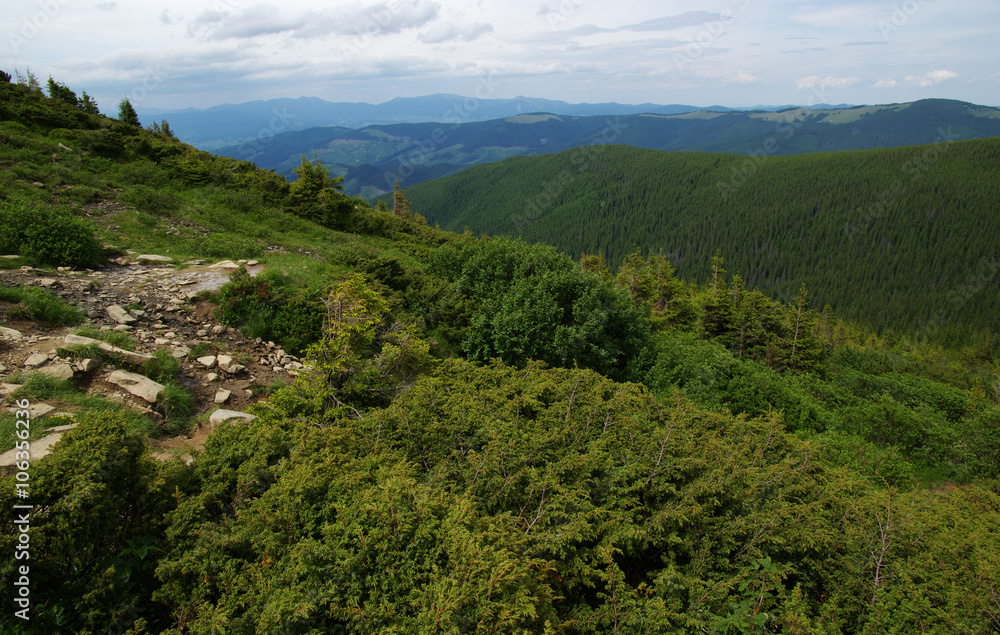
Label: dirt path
xmin=0 ymin=255 xmax=302 ymax=462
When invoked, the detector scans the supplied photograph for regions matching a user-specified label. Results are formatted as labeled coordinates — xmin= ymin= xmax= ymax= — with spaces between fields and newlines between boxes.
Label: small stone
xmin=216 ymin=354 xmax=233 ymax=370
xmin=215 ymin=389 xmax=232 ymax=404
xmin=164 ymin=332 xmax=177 ymax=339
xmin=38 ymin=278 xmax=58 ymax=287
xmin=206 ymin=372 xmax=219 ymax=382
xmin=79 ymin=358 xmax=100 ymax=373
xmin=196 ymin=329 xmax=208 ymax=337
xmin=0 ymin=363 xmax=6 ymax=373
xmin=212 ymin=325 xmax=227 ymax=335
xmin=172 ymin=346 xmax=191 ymax=359
xmin=129 ymin=309 xmax=147 ymax=319
xmin=113 ymin=324 xmax=133 ymax=332
xmin=155 ymin=338 xmax=172 ymax=346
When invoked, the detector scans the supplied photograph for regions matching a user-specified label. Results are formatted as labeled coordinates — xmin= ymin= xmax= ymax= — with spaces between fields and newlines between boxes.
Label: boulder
xmin=209 ymin=409 xmax=257 ymax=426
xmin=107 ymin=370 xmax=165 ymax=403
xmin=107 ymin=304 xmax=137 ymax=325
xmin=5 ymin=403 xmax=56 ymax=419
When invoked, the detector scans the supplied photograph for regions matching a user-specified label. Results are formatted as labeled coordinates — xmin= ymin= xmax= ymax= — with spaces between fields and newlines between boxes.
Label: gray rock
xmin=64 ymin=334 xmax=155 ymax=366
xmin=5 ymin=403 xmax=56 ymax=419
xmin=172 ymin=346 xmax=191 ymax=359
xmin=24 ymin=353 xmax=49 ymax=368
xmin=107 ymin=370 xmax=165 ymax=403
xmin=206 ymin=372 xmax=219 ymax=382
xmin=78 ymin=358 xmax=101 ymax=373
xmin=0 ymin=425 xmax=78 ymax=467
xmin=216 ymin=354 xmax=234 ymax=371
xmin=0 ymin=327 xmax=23 ymax=342
xmin=137 ymin=254 xmax=174 ymax=264
xmin=214 ymin=389 xmax=231 ymax=404
xmin=209 ymin=409 xmax=256 ymax=426
xmin=197 ymin=355 xmax=217 ymax=369
xmin=208 ymin=260 xmax=241 ymax=271
xmin=107 ymin=304 xmax=137 ymax=324
xmin=37 ymin=364 xmax=74 ymax=381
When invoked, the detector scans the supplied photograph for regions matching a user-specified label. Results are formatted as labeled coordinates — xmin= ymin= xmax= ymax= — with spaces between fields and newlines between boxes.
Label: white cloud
xmin=906 ymin=70 xmax=959 ymax=87
xmin=791 ymin=4 xmax=881 ymax=28
xmin=729 ymin=73 xmax=758 ymax=84
xmin=796 ymin=76 xmax=859 ymax=90
xmin=188 ymin=1 xmax=441 ymax=42
xmin=873 ymin=78 xmax=899 ymax=88
xmin=622 ymin=11 xmax=724 ymax=32
xmin=420 ymin=22 xmax=493 ymax=44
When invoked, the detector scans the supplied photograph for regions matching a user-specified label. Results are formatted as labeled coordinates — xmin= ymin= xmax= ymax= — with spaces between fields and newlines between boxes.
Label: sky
xmin=2 ymin=0 xmax=998 ymax=112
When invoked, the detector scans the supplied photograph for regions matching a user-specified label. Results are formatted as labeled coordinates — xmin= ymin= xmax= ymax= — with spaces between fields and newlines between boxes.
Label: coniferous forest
xmin=1 ymin=75 xmax=1000 ymax=634
xmin=403 ymin=141 xmax=1000 ymax=352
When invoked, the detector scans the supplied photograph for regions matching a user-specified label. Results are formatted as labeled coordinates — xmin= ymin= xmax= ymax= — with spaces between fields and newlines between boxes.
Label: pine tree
xmin=117 ymin=97 xmax=140 ymax=126
xmin=392 ymin=180 xmax=412 ymax=219
xmin=79 ymin=91 xmax=99 ymax=115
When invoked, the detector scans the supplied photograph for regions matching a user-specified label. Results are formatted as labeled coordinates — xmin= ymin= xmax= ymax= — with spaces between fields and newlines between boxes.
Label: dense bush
xmin=0 ymin=198 xmax=103 ymax=268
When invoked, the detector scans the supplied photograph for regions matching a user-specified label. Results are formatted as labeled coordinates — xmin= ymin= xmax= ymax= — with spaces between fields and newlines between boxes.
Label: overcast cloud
xmin=1 ymin=0 xmax=997 ymax=112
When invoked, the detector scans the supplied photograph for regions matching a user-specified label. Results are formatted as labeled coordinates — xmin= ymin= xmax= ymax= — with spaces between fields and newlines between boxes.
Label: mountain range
xmin=211 ymin=98 xmax=1000 ymax=197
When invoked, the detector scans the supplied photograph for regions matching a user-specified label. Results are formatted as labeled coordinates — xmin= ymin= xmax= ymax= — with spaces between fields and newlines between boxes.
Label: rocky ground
xmin=0 ymin=254 xmax=309 ymax=465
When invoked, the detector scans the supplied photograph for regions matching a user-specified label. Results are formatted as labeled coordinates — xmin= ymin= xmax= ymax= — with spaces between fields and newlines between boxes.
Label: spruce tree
xmin=117 ymin=97 xmax=140 ymax=126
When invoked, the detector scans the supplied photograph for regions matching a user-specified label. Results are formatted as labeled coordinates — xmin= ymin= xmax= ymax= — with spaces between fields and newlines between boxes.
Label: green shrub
xmin=118 ymin=184 xmax=180 ymax=212
xmin=0 ymin=285 xmax=84 ymax=325
xmin=202 ymin=232 xmax=263 ymax=260
xmin=0 ymin=197 xmax=103 ymax=268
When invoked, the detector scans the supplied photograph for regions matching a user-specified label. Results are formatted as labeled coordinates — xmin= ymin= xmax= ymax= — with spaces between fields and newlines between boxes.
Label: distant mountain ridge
xmin=213 ymin=98 xmax=1000 ymax=198
xmin=138 ymin=93 xmax=810 ymax=151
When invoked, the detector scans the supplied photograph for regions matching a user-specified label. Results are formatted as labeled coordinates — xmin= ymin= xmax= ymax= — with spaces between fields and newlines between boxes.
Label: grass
xmin=0 ymin=374 xmax=158 ymax=449
xmin=72 ymin=327 xmax=137 ymax=351
xmin=0 ymin=285 xmax=84 ymax=326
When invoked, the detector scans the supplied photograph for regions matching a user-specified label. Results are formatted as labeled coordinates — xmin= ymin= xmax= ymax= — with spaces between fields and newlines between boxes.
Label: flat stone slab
xmin=24 ymin=353 xmax=49 ymax=368
xmin=0 ymin=424 xmax=78 ymax=466
xmin=4 ymin=403 xmax=56 ymax=419
xmin=107 ymin=370 xmax=165 ymax=403
xmin=64 ymin=334 xmax=155 ymax=367
xmin=209 ymin=409 xmax=257 ymax=426
xmin=137 ymin=254 xmax=174 ymax=264
xmin=36 ymin=364 xmax=75 ymax=381
xmin=208 ymin=260 xmax=241 ymax=270
xmin=0 ymin=327 xmax=24 ymax=342
xmin=214 ymin=389 xmax=231 ymax=404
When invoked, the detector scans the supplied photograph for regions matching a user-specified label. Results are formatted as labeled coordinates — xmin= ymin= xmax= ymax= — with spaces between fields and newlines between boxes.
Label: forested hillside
xmin=404 ymin=139 xmax=1000 ymax=349
xmin=218 ymin=98 xmax=1000 ymax=196
xmin=2 ymin=74 xmax=1000 ymax=634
